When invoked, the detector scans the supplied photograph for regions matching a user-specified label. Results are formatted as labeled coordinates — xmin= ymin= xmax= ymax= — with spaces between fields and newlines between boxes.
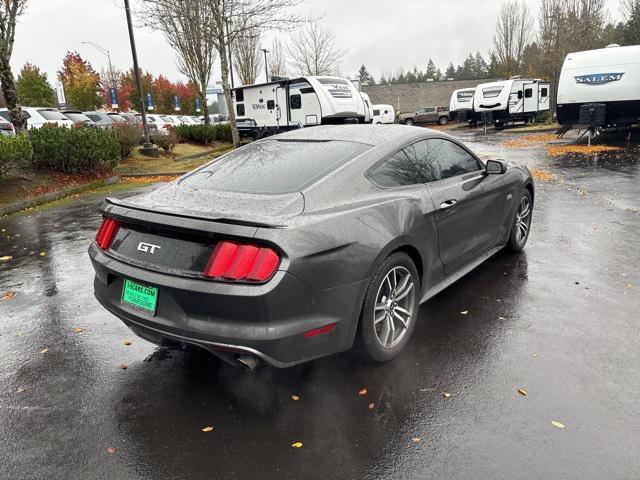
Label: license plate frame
xmin=121 ymin=278 xmax=158 ymax=316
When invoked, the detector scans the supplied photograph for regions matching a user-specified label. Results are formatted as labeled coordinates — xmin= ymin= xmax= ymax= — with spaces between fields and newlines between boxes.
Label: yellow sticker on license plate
xmin=121 ymin=278 xmax=158 ymax=315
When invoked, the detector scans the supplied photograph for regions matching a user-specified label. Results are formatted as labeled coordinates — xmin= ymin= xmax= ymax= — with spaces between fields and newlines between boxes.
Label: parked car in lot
xmin=83 ymin=111 xmax=116 ymax=128
xmin=399 ymin=106 xmax=450 ymax=126
xmin=372 ymin=104 xmax=395 ymax=124
xmin=61 ymin=110 xmax=95 ymax=127
xmin=178 ymin=115 xmax=199 ymax=125
xmin=138 ymin=114 xmax=172 ymax=135
xmin=0 ymin=107 xmax=75 ymax=129
xmin=0 ymin=116 xmax=15 ymax=135
xmin=89 ymin=124 xmax=534 ymax=369
xmin=107 ymin=113 xmax=126 ymax=123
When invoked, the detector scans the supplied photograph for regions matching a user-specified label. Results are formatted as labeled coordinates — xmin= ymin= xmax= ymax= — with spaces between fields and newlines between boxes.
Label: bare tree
xmin=493 ymin=0 xmax=533 ymax=76
xmin=0 ymin=0 xmax=27 ymax=132
xmin=287 ymin=20 xmax=344 ymax=76
xmin=141 ymin=0 xmax=217 ymax=123
xmin=232 ymin=27 xmax=262 ymax=86
xmin=267 ymin=37 xmax=288 ymax=79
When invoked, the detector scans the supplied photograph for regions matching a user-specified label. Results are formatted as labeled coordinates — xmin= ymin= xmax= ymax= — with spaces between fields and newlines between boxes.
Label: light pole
xmin=261 ymin=48 xmax=269 ymax=82
xmin=124 ymin=0 xmax=157 ymax=157
xmin=81 ymin=41 xmax=118 ymax=111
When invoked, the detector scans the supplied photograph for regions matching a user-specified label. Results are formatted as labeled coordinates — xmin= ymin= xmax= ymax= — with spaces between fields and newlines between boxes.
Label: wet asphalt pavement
xmin=1 ymin=128 xmax=639 ymax=479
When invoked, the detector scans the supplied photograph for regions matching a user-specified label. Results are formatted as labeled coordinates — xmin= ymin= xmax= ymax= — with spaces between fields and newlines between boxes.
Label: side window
xmin=517 ymin=90 xmax=523 ymax=99
xmin=235 ymin=89 xmax=244 ymax=102
xmin=87 ymin=114 xmax=101 ymax=122
xmin=425 ymin=107 xmax=435 ymax=113
xmin=236 ymin=104 xmax=245 ymax=116
xmin=367 ymin=140 xmax=438 ymax=187
xmin=525 ymin=88 xmax=533 ymax=98
xmin=541 ymin=87 xmax=548 ymax=97
xmin=267 ymin=100 xmax=275 ymax=110
xmin=373 ymin=109 xmax=380 ymax=116
xmin=426 ymin=138 xmax=481 ymax=180
xmin=290 ymin=94 xmax=302 ymax=109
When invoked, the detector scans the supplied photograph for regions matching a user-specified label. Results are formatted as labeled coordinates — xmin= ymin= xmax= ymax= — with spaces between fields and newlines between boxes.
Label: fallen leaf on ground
xmin=460 ymin=310 xmax=468 ymax=315
xmin=358 ymin=388 xmax=367 ymax=396
xmin=551 ymin=420 xmax=566 ymax=429
xmin=201 ymin=426 xmax=214 ymax=432
xmin=291 ymin=395 xmax=300 ymax=401
xmin=368 ymin=402 xmax=375 ymax=410
xmin=39 ymin=251 xmax=46 ymax=257
xmin=498 ymin=316 xmax=506 ymax=320
xmin=1 ymin=292 xmax=16 ymax=300
xmin=123 ymin=340 xmax=132 ymax=346
xmin=442 ymin=392 xmax=451 ymax=399
xmin=624 ymin=283 xmax=633 ymax=288
xmin=119 ymin=364 xmax=128 ymax=370
xmin=419 ymin=388 xmax=428 ymax=392
xmin=40 ymin=348 xmax=48 ymax=354
xmin=411 ymin=437 xmax=421 ymax=443
xmin=0 ymin=256 xmax=13 ymax=262
xmin=518 ymin=388 xmax=527 ymax=396
xmin=16 ymin=387 xmax=25 ymax=393
xmin=73 ymin=327 xmax=83 ymax=333
xmin=107 ymin=447 xmax=116 ymax=454
xmin=291 ymin=441 xmax=303 ymax=448
xmin=533 ymin=353 xmax=539 ymax=357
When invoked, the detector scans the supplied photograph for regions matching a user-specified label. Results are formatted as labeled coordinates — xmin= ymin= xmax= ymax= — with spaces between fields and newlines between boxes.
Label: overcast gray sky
xmin=11 ymin=0 xmax=624 ymax=86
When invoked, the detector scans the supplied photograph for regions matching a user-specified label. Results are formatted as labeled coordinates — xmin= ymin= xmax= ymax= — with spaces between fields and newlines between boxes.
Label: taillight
xmin=203 ymin=240 xmax=280 ymax=282
xmin=95 ymin=217 xmax=120 ymax=250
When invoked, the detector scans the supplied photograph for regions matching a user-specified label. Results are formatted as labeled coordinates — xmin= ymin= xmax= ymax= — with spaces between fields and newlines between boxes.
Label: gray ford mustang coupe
xmin=89 ymin=125 xmax=533 ymax=368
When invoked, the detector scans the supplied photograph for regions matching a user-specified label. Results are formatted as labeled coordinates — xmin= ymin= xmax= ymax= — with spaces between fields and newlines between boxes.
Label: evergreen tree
xmin=357 ymin=64 xmax=372 ymax=85
xmin=444 ymin=62 xmax=456 ymax=79
xmin=473 ymin=51 xmax=488 ymax=78
xmin=425 ymin=58 xmax=438 ymax=79
xmin=16 ymin=63 xmax=56 ymax=107
xmin=623 ymin=0 xmax=640 ymax=44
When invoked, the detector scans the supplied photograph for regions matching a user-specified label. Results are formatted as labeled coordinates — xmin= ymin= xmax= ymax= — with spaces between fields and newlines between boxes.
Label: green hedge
xmin=174 ymin=123 xmax=232 ymax=144
xmin=29 ymin=126 xmax=121 ymax=173
xmin=0 ymin=134 xmax=33 ymax=178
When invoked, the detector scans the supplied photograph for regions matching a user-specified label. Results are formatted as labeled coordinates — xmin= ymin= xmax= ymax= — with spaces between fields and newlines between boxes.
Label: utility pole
xmin=261 ymin=48 xmax=269 ymax=82
xmin=124 ymin=0 xmax=158 ymax=157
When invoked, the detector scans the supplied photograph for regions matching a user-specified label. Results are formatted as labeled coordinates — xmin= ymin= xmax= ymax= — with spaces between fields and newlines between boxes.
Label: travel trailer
xmin=449 ymin=87 xmax=478 ymax=124
xmin=556 ymin=44 xmax=640 ymax=131
xmin=473 ymin=77 xmax=550 ymax=127
xmin=232 ymin=76 xmax=368 ymax=137
xmin=372 ymin=104 xmax=395 ymax=124
xmin=360 ymin=91 xmax=374 ymax=123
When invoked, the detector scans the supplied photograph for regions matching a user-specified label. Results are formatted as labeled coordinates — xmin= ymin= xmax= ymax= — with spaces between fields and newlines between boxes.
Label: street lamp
xmin=261 ymin=48 xmax=269 ymax=82
xmin=123 ymin=0 xmax=158 ymax=157
xmin=81 ymin=41 xmax=118 ymax=110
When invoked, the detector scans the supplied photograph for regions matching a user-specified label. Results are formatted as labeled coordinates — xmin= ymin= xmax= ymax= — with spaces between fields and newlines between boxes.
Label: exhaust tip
xmin=237 ymin=355 xmax=259 ymax=371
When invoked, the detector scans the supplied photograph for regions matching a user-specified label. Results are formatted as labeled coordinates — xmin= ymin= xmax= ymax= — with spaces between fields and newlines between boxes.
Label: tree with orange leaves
xmin=57 ymin=51 xmax=102 ymax=111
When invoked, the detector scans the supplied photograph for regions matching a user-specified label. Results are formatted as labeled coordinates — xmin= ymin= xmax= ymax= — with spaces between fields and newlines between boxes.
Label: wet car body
xmin=89 ymin=125 xmax=533 ymax=367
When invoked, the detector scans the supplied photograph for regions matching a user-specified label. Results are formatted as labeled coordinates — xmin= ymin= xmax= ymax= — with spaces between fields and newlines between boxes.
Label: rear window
xmin=64 ymin=112 xmax=90 ymax=122
xmin=38 ymin=110 xmax=67 ymax=121
xmin=179 ymin=140 xmax=370 ymax=194
xmin=108 ymin=114 xmax=125 ymax=122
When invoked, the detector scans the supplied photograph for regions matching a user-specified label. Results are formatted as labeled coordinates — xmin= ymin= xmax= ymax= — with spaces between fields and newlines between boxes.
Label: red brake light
xmin=204 ymin=240 xmax=280 ymax=282
xmin=95 ymin=217 xmax=120 ymax=250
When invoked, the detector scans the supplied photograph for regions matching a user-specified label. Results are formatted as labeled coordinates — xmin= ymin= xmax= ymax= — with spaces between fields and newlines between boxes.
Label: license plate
xmin=121 ymin=278 xmax=158 ymax=315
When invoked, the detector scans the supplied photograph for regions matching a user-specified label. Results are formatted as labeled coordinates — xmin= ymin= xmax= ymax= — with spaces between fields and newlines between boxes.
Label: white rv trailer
xmin=473 ymin=77 xmax=550 ymax=127
xmin=360 ymin=91 xmax=374 ymax=123
xmin=371 ymin=104 xmax=395 ymax=124
xmin=232 ymin=76 xmax=368 ymax=137
xmin=449 ymin=87 xmax=478 ymax=124
xmin=556 ymin=44 xmax=640 ymax=129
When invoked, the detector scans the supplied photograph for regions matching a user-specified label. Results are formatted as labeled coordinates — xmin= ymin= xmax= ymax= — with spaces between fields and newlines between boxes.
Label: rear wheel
xmin=404 ymin=118 xmax=414 ymax=126
xmin=358 ymin=252 xmax=420 ymax=362
xmin=438 ymin=116 xmax=448 ymax=125
xmin=507 ymin=190 xmax=532 ymax=252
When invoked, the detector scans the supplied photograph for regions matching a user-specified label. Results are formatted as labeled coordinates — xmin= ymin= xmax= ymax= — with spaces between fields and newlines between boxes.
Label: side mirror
xmin=486 ymin=159 xmax=506 ymax=174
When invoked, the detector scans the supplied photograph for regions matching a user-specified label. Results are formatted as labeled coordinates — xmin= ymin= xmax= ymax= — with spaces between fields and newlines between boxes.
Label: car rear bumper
xmin=89 ymin=244 xmax=366 ymax=367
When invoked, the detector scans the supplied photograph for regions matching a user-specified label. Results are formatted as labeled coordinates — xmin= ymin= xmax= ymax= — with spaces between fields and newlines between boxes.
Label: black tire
xmin=506 ymin=189 xmax=533 ymax=252
xmin=438 ymin=116 xmax=448 ymax=125
xmin=358 ymin=252 xmax=420 ymax=362
xmin=404 ymin=118 xmax=414 ymax=126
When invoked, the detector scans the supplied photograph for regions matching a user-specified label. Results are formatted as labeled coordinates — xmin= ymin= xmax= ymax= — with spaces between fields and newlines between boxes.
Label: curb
xmin=0 ymin=175 xmax=120 ymax=217
xmin=119 ymin=172 xmax=187 ymax=178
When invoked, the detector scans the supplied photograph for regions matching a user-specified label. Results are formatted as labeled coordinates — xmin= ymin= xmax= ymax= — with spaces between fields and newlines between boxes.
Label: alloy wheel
xmin=514 ymin=196 xmax=531 ymax=246
xmin=373 ymin=266 xmax=415 ymax=348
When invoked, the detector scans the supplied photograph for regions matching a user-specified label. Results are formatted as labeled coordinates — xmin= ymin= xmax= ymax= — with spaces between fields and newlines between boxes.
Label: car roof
xmin=272 ymin=124 xmax=436 ymax=147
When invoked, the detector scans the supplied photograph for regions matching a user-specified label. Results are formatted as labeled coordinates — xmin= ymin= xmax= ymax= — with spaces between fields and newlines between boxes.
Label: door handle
xmin=440 ymin=199 xmax=458 ymax=210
